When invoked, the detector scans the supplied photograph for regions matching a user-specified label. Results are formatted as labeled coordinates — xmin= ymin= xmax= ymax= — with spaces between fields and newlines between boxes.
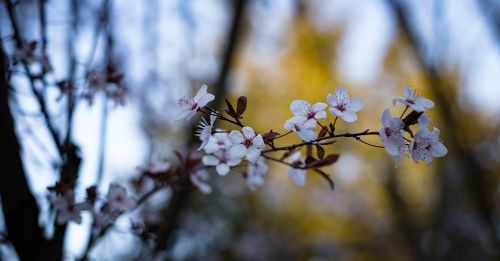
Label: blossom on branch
xmin=409 ymin=115 xmax=447 ymax=164
xmin=327 ymin=87 xmax=364 ymax=122
xmin=106 ymin=183 xmax=137 ymax=212
xmin=284 ymin=117 xmax=316 ymax=142
xmin=52 ymin=190 xmax=91 ymax=224
xmin=190 ymin=170 xmax=212 ymax=194
xmin=379 ymin=109 xmax=406 ymax=163
xmin=246 ymin=157 xmax=269 ymax=191
xmin=204 ymin=132 xmax=232 ymax=154
xmin=202 ymin=150 xmax=241 ymax=175
xmin=176 ymin=84 xmax=215 ymax=121
xmin=228 ymin=127 xmax=265 ymax=162
xmin=289 ymin=100 xmax=327 ymax=127
xmin=196 ymin=114 xmax=217 ymax=150
xmin=392 ymin=87 xmax=434 ymax=112
xmin=287 ymin=152 xmax=307 ymax=187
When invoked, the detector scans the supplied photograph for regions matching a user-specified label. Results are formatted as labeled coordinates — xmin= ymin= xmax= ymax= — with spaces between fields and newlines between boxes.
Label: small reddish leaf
xmin=318 ymin=126 xmax=328 ymax=138
xmin=316 ymin=145 xmax=325 ymax=160
xmin=305 ymin=156 xmax=316 ymax=166
xmin=236 ymin=96 xmax=247 ymax=118
xmin=307 ymin=154 xmax=339 ymax=168
xmin=225 ymin=98 xmax=237 ymax=118
xmin=314 ymin=169 xmax=335 ymax=190
xmin=263 ymin=130 xmax=280 ymax=142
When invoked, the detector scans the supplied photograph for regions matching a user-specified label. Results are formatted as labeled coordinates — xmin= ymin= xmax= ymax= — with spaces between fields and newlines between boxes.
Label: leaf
xmin=307 ymin=154 xmax=339 ymax=168
xmin=305 ymin=155 xmax=316 ymax=166
xmin=225 ymin=98 xmax=237 ymax=118
xmin=263 ymin=130 xmax=280 ymax=142
xmin=318 ymin=126 xmax=328 ymax=138
xmin=316 ymin=145 xmax=325 ymax=160
xmin=314 ymin=169 xmax=335 ymax=190
xmin=236 ymin=96 xmax=247 ymax=118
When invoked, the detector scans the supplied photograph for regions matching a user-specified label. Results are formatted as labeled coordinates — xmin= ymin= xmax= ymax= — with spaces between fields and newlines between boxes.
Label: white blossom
xmin=327 ymin=87 xmax=364 ymax=122
xmin=196 ymin=114 xmax=217 ymax=150
xmin=202 ymin=150 xmax=241 ymax=175
xmin=289 ymin=100 xmax=327 ymax=127
xmin=52 ymin=190 xmax=91 ymax=224
xmin=176 ymin=84 xmax=215 ymax=121
xmin=379 ymin=109 xmax=406 ymax=163
xmin=409 ymin=115 xmax=447 ymax=164
xmin=246 ymin=157 xmax=269 ymax=191
xmin=284 ymin=117 xmax=316 ymax=142
xmin=204 ymin=132 xmax=232 ymax=154
xmin=190 ymin=170 xmax=212 ymax=194
xmin=287 ymin=152 xmax=307 ymax=187
xmin=228 ymin=127 xmax=265 ymax=162
xmin=392 ymin=87 xmax=434 ymax=112
xmin=106 ymin=183 xmax=137 ymax=212
xmin=139 ymin=160 xmax=170 ymax=174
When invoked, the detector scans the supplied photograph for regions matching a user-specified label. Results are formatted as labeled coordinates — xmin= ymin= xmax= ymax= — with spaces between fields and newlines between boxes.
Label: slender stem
xmin=95 ymin=97 xmax=109 ymax=185
xmin=261 ymin=130 xmax=379 ymax=153
xmin=400 ymin=105 xmax=409 ymax=119
xmin=273 ymin=130 xmax=293 ymax=140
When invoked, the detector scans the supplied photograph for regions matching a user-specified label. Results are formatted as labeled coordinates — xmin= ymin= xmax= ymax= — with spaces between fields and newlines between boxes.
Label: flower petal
xmin=242 ymin=126 xmax=255 ymax=139
xmin=252 ymin=134 xmax=265 ymax=148
xmin=341 ymin=111 xmax=358 ymax=122
xmin=288 ymin=168 xmax=306 ymax=187
xmin=290 ymin=100 xmax=309 ymax=115
xmin=246 ymin=147 xmax=261 ymax=162
xmin=202 ymin=155 xmax=219 ymax=166
xmin=216 ymin=163 xmax=230 ymax=176
xmin=229 ymin=144 xmax=246 ymax=159
xmin=228 ymin=130 xmax=244 ymax=144
xmin=312 ymin=102 xmax=328 ymax=112
xmin=347 ymin=98 xmax=364 ymax=112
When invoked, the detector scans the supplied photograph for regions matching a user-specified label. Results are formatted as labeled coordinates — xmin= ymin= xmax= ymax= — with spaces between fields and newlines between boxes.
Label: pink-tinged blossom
xmin=204 ymin=132 xmax=232 ymax=154
xmin=287 ymin=152 xmax=307 ymax=187
xmin=176 ymin=84 xmax=215 ymax=121
xmin=106 ymin=183 xmax=137 ymax=212
xmin=379 ymin=109 xmax=406 ymax=163
xmin=392 ymin=87 xmax=434 ymax=112
xmin=190 ymin=170 xmax=212 ymax=194
xmin=139 ymin=160 xmax=170 ymax=174
xmin=196 ymin=114 xmax=217 ymax=150
xmin=202 ymin=150 xmax=241 ymax=176
xmin=289 ymin=100 xmax=327 ymax=127
xmin=228 ymin=127 xmax=265 ymax=162
xmin=409 ymin=115 xmax=447 ymax=164
xmin=284 ymin=117 xmax=316 ymax=142
xmin=52 ymin=190 xmax=91 ymax=225
xmin=327 ymin=87 xmax=364 ymax=122
xmin=246 ymin=157 xmax=269 ymax=191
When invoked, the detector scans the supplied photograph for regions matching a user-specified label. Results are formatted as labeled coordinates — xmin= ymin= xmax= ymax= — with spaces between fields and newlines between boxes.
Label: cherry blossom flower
xmin=287 ymin=152 xmax=307 ymax=187
xmin=409 ymin=115 xmax=447 ymax=164
xmin=204 ymin=132 xmax=232 ymax=154
xmin=246 ymin=157 xmax=269 ymax=191
xmin=202 ymin=150 xmax=241 ymax=175
xmin=106 ymin=183 xmax=137 ymax=212
xmin=379 ymin=109 xmax=406 ymax=163
xmin=196 ymin=114 xmax=217 ymax=150
xmin=392 ymin=87 xmax=434 ymax=112
xmin=327 ymin=87 xmax=364 ymax=122
xmin=289 ymin=100 xmax=327 ymax=127
xmin=284 ymin=117 xmax=316 ymax=142
xmin=228 ymin=127 xmax=265 ymax=162
xmin=52 ymin=190 xmax=91 ymax=224
xmin=139 ymin=160 xmax=170 ymax=174
xmin=176 ymin=84 xmax=215 ymax=121
xmin=190 ymin=170 xmax=212 ymax=194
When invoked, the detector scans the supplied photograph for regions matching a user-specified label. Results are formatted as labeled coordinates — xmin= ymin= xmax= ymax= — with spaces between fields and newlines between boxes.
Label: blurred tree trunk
xmin=386 ymin=0 xmax=500 ymax=259
xmin=0 ymin=47 xmax=48 ymax=260
xmin=159 ymin=0 xmax=248 ymax=253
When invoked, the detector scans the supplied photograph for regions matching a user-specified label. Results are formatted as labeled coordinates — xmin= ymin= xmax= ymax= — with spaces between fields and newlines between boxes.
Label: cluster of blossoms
xmin=176 ymin=84 xmax=447 ymax=190
xmin=49 ymin=182 xmax=137 ymax=231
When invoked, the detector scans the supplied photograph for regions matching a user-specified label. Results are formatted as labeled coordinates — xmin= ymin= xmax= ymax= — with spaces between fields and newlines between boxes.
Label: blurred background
xmin=1 ymin=0 xmax=500 ymax=260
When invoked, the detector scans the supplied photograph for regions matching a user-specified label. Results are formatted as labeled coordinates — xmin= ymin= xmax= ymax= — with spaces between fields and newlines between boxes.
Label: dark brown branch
xmin=0 ymin=44 xmax=49 ymax=261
